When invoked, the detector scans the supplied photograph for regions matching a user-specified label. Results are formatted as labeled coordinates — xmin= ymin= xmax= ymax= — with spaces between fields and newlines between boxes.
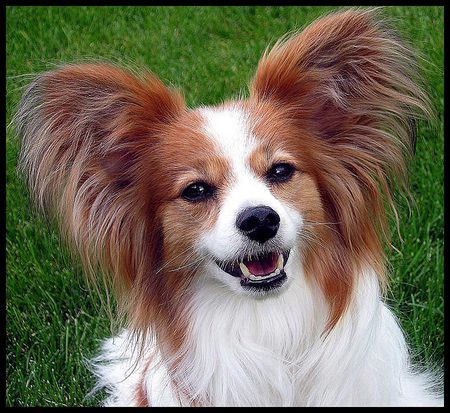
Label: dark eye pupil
xmin=182 ymin=182 xmax=214 ymax=201
xmin=268 ymin=163 xmax=294 ymax=182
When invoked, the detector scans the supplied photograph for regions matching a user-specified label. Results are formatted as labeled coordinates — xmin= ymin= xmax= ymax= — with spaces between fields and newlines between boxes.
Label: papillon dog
xmin=15 ymin=8 xmax=443 ymax=407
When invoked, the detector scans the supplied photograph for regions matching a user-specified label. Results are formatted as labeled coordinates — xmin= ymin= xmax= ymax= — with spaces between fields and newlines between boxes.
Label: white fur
xmin=90 ymin=266 xmax=442 ymax=406
xmin=89 ymin=107 xmax=442 ymax=407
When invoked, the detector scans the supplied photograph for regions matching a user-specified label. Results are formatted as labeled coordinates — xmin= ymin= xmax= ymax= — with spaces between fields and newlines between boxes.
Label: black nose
xmin=236 ymin=206 xmax=280 ymax=243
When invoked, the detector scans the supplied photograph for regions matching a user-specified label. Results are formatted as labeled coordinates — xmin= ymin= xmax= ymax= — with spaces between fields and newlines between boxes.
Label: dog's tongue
xmin=244 ymin=253 xmax=278 ymax=276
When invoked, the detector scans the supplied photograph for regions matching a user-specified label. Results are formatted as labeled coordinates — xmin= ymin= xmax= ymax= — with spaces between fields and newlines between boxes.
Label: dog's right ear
xmin=15 ymin=63 xmax=185 ymax=293
xmin=17 ymin=63 xmax=185 ymax=207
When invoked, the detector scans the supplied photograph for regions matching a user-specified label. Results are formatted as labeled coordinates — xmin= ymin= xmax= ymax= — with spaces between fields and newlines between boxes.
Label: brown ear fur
xmin=16 ymin=63 xmax=185 ymax=320
xmin=250 ymin=8 xmax=431 ymax=329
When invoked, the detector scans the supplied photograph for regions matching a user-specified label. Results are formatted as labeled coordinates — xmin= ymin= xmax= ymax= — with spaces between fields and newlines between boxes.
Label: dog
xmin=15 ymin=8 xmax=442 ymax=407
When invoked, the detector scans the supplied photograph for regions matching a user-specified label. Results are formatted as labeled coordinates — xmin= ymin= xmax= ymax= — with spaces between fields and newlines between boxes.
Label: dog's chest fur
xmin=90 ymin=265 xmax=440 ymax=407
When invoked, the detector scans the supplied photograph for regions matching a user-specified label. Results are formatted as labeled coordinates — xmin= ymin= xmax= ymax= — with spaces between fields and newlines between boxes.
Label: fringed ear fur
xmin=250 ymin=8 xmax=432 ymax=328
xmin=15 ymin=63 xmax=185 ymax=311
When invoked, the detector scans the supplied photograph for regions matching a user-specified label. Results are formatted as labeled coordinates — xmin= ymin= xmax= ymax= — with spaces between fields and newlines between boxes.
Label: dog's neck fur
xmin=90 ymin=257 xmax=440 ymax=407
xmin=169 ymin=251 xmax=327 ymax=406
xmin=169 ymin=259 xmax=388 ymax=406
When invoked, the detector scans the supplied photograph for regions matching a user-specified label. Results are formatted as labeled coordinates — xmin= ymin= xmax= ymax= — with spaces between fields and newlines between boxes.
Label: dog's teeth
xmin=277 ymin=254 xmax=284 ymax=270
xmin=239 ymin=254 xmax=286 ymax=281
xmin=239 ymin=262 xmax=251 ymax=278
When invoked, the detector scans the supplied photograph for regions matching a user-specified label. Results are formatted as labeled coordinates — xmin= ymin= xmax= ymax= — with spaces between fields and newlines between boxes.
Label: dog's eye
xmin=266 ymin=163 xmax=295 ymax=183
xmin=182 ymin=182 xmax=215 ymax=202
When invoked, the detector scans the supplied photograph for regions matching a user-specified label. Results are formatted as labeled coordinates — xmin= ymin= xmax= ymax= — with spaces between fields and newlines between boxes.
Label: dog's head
xmin=16 ymin=9 xmax=430 ymax=338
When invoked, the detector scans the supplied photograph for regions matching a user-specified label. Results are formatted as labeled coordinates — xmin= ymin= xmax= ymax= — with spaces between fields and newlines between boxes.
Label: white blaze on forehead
xmin=198 ymin=104 xmax=274 ymax=205
xmin=199 ymin=105 xmax=256 ymax=178
xmin=197 ymin=105 xmax=301 ymax=263
xmin=199 ymin=104 xmax=275 ymax=213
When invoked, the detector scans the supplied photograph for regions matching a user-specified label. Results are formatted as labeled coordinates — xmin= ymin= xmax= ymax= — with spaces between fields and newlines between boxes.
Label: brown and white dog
xmin=15 ymin=8 xmax=442 ymax=406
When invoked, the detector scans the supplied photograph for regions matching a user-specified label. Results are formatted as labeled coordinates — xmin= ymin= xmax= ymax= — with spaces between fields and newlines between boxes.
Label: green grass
xmin=6 ymin=6 xmax=443 ymax=407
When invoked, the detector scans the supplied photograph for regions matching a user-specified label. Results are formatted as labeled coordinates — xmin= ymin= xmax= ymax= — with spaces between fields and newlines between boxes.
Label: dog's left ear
xmin=250 ymin=8 xmax=432 ymax=329
xmin=250 ymin=8 xmax=431 ymax=243
xmin=250 ymin=8 xmax=430 ymax=143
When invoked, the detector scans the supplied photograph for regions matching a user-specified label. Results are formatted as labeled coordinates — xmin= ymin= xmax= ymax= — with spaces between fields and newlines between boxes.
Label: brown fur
xmin=15 ymin=8 xmax=431 ymax=405
xmin=249 ymin=8 xmax=431 ymax=329
xmin=135 ymin=356 xmax=154 ymax=407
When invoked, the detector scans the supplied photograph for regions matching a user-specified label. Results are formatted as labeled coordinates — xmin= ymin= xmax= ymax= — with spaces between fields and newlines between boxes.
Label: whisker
xmin=303 ymin=220 xmax=341 ymax=236
xmin=155 ymin=244 xmax=198 ymax=274
xmin=169 ymin=255 xmax=207 ymax=272
xmin=304 ymin=219 xmax=341 ymax=225
xmin=298 ymin=230 xmax=332 ymax=254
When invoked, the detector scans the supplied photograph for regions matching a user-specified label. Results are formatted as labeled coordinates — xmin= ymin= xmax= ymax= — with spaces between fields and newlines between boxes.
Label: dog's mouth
xmin=215 ymin=250 xmax=290 ymax=292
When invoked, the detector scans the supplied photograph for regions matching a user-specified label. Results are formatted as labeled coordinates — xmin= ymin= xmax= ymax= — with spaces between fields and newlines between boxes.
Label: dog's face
xmin=154 ymin=102 xmax=326 ymax=297
xmin=17 ymin=9 xmax=429 ymax=333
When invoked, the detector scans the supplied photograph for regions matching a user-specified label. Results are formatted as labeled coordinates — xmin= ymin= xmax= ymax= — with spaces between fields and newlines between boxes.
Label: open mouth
xmin=215 ymin=251 xmax=290 ymax=292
